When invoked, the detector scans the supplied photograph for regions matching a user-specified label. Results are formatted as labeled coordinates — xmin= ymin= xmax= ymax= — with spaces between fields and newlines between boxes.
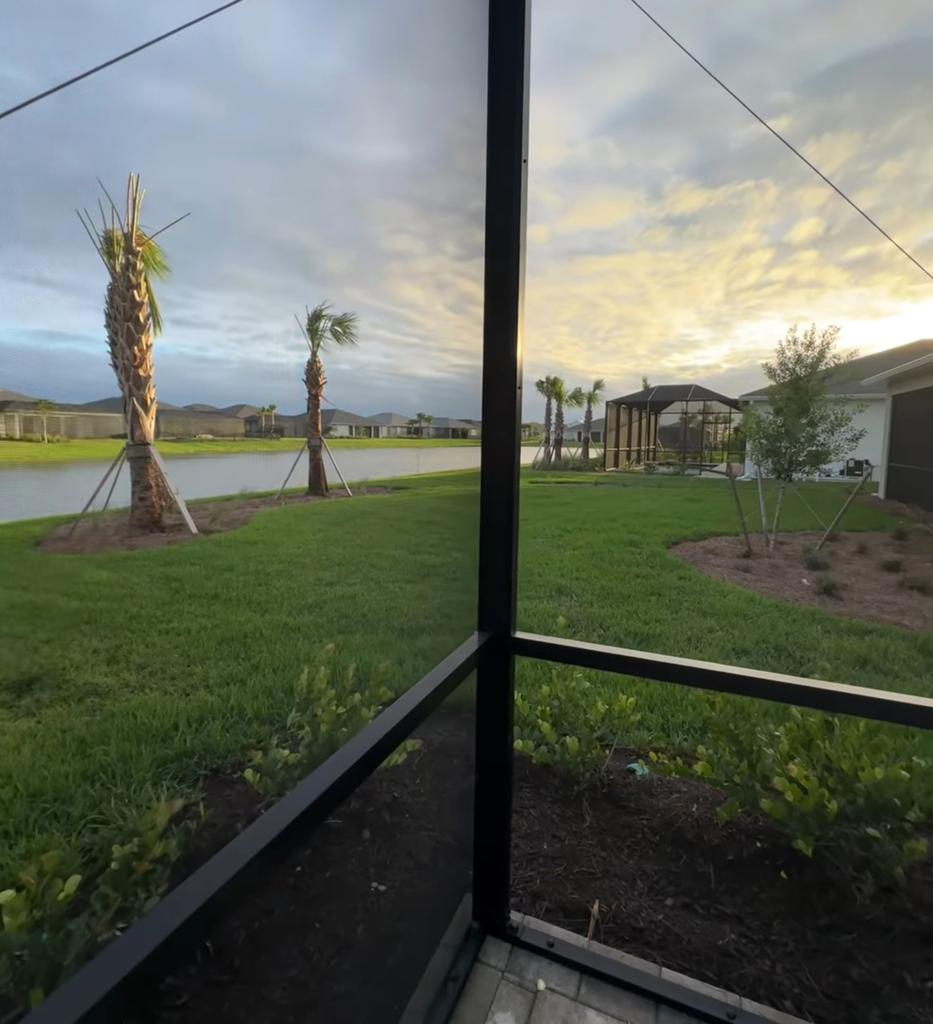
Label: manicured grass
xmin=0 ymin=436 xmax=480 ymax=465
xmin=516 ymin=473 xmax=933 ymax=748
xmin=2 ymin=470 xmax=932 ymax=883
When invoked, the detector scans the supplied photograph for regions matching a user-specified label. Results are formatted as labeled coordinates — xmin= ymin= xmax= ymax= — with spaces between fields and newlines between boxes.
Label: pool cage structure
xmin=604 ymin=384 xmax=745 ymax=473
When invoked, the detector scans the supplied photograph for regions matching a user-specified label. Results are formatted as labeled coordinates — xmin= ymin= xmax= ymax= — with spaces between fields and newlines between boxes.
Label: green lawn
xmin=2 ymin=470 xmax=931 ymax=884
xmin=0 ymin=436 xmax=480 ymax=465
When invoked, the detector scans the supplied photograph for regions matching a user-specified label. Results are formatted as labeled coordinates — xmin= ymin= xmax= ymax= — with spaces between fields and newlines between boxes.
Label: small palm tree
xmin=422 ymin=413 xmax=434 ymax=438
xmin=258 ymin=406 xmax=268 ymax=432
xmin=299 ymin=302 xmax=358 ymax=496
xmin=34 ymin=399 xmax=56 ymax=443
xmin=268 ymin=403 xmax=277 ymax=429
xmin=535 ymin=376 xmax=557 ymax=464
xmin=413 ymin=411 xmax=429 ymax=437
xmin=79 ymin=174 xmax=184 ymax=530
xmin=552 ymin=379 xmax=584 ymax=462
xmin=580 ymin=378 xmax=606 ymax=460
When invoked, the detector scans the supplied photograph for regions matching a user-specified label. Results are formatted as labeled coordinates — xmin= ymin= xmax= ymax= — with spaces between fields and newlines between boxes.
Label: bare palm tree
xmin=580 ymin=378 xmax=606 ymax=460
xmin=535 ymin=376 xmax=557 ymax=465
xmin=299 ymin=302 xmax=358 ymax=496
xmin=552 ymin=379 xmax=584 ymax=462
xmin=79 ymin=174 xmax=183 ymax=529
xmin=34 ymin=399 xmax=55 ymax=443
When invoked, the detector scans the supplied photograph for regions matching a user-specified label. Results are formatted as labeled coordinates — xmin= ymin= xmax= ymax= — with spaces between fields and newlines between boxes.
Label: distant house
xmin=565 ymin=417 xmax=605 ymax=444
xmin=521 ymin=422 xmax=543 ymax=440
xmin=0 ymin=395 xmax=245 ymax=440
xmin=370 ymin=412 xmax=413 ymax=438
xmin=862 ymin=349 xmax=933 ymax=511
xmin=248 ymin=408 xmax=383 ymax=438
xmin=322 ymin=409 xmax=383 ymax=438
xmin=740 ymin=339 xmax=933 ymax=478
xmin=426 ymin=417 xmax=480 ymax=439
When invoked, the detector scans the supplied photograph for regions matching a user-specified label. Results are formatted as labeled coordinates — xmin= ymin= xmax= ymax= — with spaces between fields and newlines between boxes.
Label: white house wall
xmin=745 ymin=396 xmax=887 ymax=478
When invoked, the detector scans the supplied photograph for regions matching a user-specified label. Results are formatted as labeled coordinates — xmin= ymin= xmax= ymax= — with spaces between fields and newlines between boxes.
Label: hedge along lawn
xmin=0 ymin=436 xmax=481 ymax=465
xmin=516 ymin=472 xmax=933 ymax=750
xmin=2 ymin=469 xmax=933 ymax=881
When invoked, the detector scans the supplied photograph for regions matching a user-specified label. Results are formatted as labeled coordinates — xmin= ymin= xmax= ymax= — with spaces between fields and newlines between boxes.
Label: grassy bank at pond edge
xmin=0 ymin=436 xmax=480 ymax=465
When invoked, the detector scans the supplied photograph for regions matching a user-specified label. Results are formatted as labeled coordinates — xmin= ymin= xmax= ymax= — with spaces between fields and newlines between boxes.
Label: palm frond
xmin=328 ymin=310 xmax=358 ymax=347
xmin=301 ymin=302 xmax=358 ymax=354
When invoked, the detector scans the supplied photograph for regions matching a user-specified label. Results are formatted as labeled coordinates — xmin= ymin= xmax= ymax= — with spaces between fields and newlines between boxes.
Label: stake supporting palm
xmin=298 ymin=302 xmax=358 ymax=496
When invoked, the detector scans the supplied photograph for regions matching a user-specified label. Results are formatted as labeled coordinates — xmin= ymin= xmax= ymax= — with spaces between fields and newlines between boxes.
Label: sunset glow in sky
xmin=2 ymin=0 xmax=932 ymax=417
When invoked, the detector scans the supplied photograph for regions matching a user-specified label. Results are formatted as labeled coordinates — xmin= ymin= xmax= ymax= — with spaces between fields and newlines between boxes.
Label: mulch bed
xmin=39 ymin=488 xmax=391 ymax=555
xmin=141 ymin=713 xmax=474 ymax=1024
xmin=127 ymin=725 xmax=933 ymax=1024
xmin=673 ymin=528 xmax=933 ymax=632
xmin=511 ymin=757 xmax=933 ymax=1024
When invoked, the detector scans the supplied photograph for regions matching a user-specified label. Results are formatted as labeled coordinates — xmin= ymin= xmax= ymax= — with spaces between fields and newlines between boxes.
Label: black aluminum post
xmin=474 ymin=0 xmax=529 ymax=933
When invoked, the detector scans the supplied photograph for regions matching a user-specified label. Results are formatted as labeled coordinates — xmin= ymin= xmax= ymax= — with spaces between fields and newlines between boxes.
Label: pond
xmin=0 ymin=445 xmax=537 ymax=523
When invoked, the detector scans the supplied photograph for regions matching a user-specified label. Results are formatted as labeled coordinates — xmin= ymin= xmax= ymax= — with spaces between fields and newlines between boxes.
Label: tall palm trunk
xmin=118 ymin=179 xmax=164 ymax=530
xmin=554 ymin=399 xmax=565 ymax=462
xmin=582 ymin=399 xmax=594 ymax=460
xmin=543 ymin=396 xmax=553 ymax=465
xmin=305 ymin=355 xmax=328 ymax=496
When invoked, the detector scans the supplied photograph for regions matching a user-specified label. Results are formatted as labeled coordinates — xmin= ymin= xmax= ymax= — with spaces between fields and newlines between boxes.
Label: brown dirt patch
xmin=512 ymin=756 xmax=933 ymax=1024
xmin=673 ymin=528 xmax=933 ymax=632
xmin=39 ymin=487 xmax=391 ymax=555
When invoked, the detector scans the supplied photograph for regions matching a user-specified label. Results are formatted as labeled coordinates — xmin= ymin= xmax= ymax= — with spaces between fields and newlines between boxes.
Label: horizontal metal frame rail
xmin=512 ymin=631 xmax=933 ymax=730
xmin=25 ymin=632 xmax=489 ymax=1024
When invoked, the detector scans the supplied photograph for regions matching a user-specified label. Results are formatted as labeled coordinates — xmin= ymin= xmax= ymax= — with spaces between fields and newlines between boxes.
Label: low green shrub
xmin=881 ymin=558 xmax=903 ymax=573
xmin=0 ymin=799 xmax=193 ymax=1012
xmin=243 ymin=649 xmax=417 ymax=800
xmin=514 ymin=667 xmax=639 ymax=780
xmin=815 ymin=576 xmax=842 ymax=598
xmin=650 ymin=699 xmax=928 ymax=892
xmin=538 ymin=455 xmax=600 ymax=472
xmin=891 ymin=524 xmax=911 ymax=542
xmin=803 ymin=547 xmax=830 ymax=571
xmin=901 ymin=575 xmax=932 ymax=596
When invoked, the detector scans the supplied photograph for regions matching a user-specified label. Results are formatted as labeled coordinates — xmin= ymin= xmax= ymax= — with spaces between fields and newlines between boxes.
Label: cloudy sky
xmin=2 ymin=0 xmax=932 ymax=419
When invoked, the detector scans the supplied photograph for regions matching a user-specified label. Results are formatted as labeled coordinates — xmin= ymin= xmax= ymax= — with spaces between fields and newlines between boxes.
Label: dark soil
xmin=136 ymin=713 xmax=474 ymax=1024
xmin=40 ymin=487 xmax=391 ymax=555
xmin=119 ymin=724 xmax=930 ymax=1024
xmin=512 ymin=757 xmax=933 ymax=1024
xmin=674 ymin=528 xmax=933 ymax=632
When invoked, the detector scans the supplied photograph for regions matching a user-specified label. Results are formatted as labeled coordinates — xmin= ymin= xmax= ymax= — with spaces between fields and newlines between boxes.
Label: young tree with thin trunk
xmin=79 ymin=174 xmax=183 ymax=530
xmin=34 ymin=399 xmax=55 ymax=443
xmin=299 ymin=302 xmax=358 ymax=496
xmin=743 ymin=324 xmax=866 ymax=550
xmin=421 ymin=414 xmax=434 ymax=439
xmin=551 ymin=379 xmax=585 ymax=462
xmin=580 ymin=378 xmax=605 ymax=460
